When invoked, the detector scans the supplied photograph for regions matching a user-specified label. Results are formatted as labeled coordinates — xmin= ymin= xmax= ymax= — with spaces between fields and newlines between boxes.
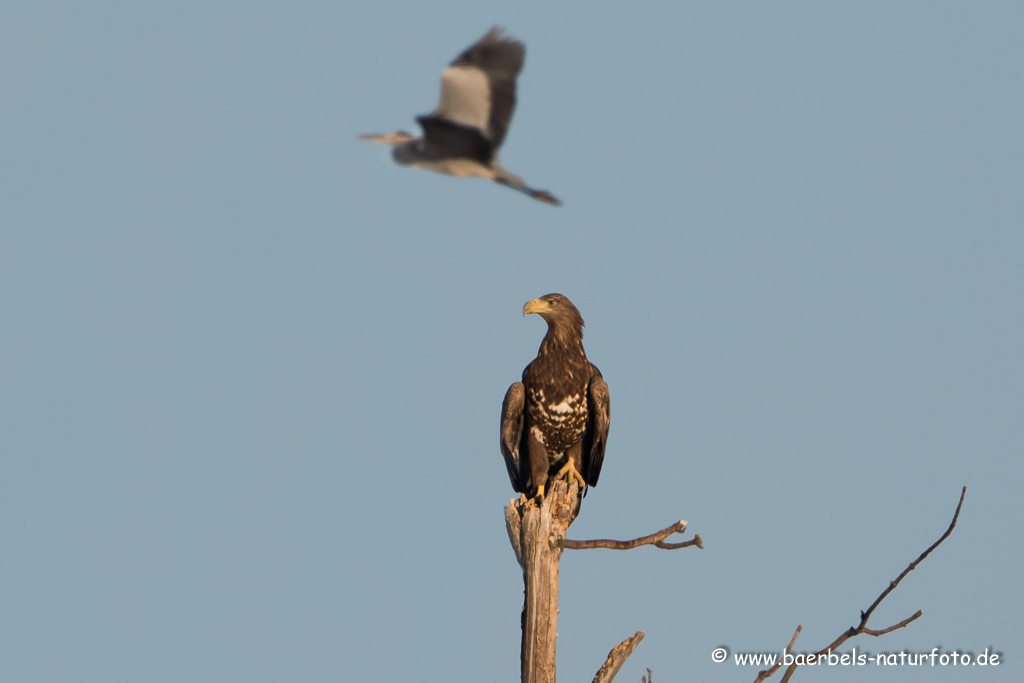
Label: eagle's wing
xmin=500 ymin=382 xmax=527 ymax=492
xmin=582 ymin=367 xmax=610 ymax=488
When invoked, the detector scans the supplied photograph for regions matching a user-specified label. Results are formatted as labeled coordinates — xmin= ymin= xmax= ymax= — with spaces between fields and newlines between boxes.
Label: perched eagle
xmin=500 ymin=294 xmax=610 ymax=501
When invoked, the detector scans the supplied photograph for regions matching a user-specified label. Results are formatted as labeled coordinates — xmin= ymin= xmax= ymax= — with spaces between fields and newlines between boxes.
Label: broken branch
xmin=561 ymin=520 xmax=702 ymax=550
xmin=592 ymin=631 xmax=645 ymax=683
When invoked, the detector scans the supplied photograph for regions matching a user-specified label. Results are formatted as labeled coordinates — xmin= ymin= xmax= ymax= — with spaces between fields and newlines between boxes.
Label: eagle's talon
xmin=531 ymin=484 xmax=545 ymax=505
xmin=556 ymin=456 xmax=586 ymax=489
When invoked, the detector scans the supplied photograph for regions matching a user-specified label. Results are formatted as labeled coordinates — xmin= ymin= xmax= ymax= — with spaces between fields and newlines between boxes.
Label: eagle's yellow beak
xmin=522 ymin=299 xmax=550 ymax=316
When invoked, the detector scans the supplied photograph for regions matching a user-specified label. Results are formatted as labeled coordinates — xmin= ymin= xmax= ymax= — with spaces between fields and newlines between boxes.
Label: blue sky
xmin=2 ymin=2 xmax=1021 ymax=681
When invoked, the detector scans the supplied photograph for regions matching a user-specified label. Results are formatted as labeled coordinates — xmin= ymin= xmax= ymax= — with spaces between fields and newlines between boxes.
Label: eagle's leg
xmin=555 ymin=456 xmax=586 ymax=489
xmin=527 ymin=429 xmax=550 ymax=504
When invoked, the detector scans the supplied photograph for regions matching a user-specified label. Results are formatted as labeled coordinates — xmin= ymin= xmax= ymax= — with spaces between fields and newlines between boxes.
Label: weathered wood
xmin=505 ymin=498 xmax=525 ymax=567
xmin=561 ymin=520 xmax=699 ymax=550
xmin=592 ymin=631 xmax=645 ymax=683
xmin=504 ymin=479 xmax=580 ymax=683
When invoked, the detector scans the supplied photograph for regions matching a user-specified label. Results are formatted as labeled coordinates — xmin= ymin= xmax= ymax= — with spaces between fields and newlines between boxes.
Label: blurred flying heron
xmin=359 ymin=28 xmax=560 ymax=206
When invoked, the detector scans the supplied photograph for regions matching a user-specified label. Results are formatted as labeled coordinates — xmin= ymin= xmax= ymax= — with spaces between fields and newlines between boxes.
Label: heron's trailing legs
xmin=495 ymin=175 xmax=561 ymax=206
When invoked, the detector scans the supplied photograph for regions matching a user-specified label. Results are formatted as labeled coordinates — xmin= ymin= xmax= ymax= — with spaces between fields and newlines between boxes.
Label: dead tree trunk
xmin=504 ymin=472 xmax=959 ymax=683
xmin=505 ymin=479 xmax=579 ymax=683
xmin=504 ymin=480 xmax=700 ymax=683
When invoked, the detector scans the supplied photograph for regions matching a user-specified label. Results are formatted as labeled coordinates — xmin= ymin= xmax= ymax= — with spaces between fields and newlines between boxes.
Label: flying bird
xmin=359 ymin=27 xmax=560 ymax=206
xmin=501 ymin=294 xmax=610 ymax=502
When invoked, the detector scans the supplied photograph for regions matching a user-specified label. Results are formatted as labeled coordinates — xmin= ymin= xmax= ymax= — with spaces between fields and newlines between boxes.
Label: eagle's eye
xmin=548 ymin=299 xmax=557 ymax=306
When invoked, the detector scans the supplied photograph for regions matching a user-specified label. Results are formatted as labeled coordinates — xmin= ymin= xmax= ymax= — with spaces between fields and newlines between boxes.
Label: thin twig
xmin=863 ymin=610 xmax=923 ymax=636
xmin=858 ymin=486 xmax=966 ymax=627
xmin=656 ymin=534 xmax=703 ymax=550
xmin=756 ymin=486 xmax=966 ymax=683
xmin=753 ymin=625 xmax=802 ymax=683
xmin=562 ymin=520 xmax=700 ymax=550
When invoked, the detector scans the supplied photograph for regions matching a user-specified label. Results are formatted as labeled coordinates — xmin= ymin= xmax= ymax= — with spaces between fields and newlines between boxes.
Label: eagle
xmin=500 ymin=294 xmax=610 ymax=501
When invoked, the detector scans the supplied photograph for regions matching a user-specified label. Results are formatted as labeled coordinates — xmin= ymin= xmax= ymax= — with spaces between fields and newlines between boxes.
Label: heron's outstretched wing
xmin=415 ymin=115 xmax=493 ymax=164
xmin=500 ymin=382 xmax=527 ymax=493
xmin=434 ymin=27 xmax=524 ymax=149
xmin=582 ymin=368 xmax=610 ymax=488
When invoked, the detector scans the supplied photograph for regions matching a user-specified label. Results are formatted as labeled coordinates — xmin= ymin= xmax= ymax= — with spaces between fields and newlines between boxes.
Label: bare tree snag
xmin=505 ymin=479 xmax=701 ymax=682
xmin=592 ymin=631 xmax=645 ymax=683
xmin=754 ymin=486 xmax=967 ymax=683
xmin=505 ymin=478 xmax=581 ymax=683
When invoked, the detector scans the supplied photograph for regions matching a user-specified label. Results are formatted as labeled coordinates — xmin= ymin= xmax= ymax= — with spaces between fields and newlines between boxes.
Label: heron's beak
xmin=358 ymin=131 xmax=414 ymax=145
xmin=522 ymin=299 xmax=550 ymax=316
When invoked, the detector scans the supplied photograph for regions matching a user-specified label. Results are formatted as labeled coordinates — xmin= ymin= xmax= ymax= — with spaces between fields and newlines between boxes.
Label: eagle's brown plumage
xmin=500 ymin=294 xmax=610 ymax=500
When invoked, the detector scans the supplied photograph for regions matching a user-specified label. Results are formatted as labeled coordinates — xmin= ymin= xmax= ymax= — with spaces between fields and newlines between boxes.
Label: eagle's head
xmin=523 ymin=293 xmax=585 ymax=347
